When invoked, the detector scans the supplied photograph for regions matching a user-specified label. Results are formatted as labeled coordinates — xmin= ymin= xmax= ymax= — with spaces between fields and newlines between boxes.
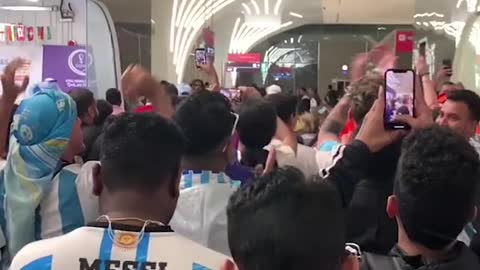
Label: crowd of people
xmin=0 ymin=44 xmax=479 ymax=270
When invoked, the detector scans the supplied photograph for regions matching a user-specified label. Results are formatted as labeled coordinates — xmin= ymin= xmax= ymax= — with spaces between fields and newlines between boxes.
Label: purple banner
xmin=42 ymin=45 xmax=93 ymax=93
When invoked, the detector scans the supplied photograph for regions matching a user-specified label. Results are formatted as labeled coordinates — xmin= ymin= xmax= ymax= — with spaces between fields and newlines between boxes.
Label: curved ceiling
xmin=100 ymin=0 xmax=414 ymax=25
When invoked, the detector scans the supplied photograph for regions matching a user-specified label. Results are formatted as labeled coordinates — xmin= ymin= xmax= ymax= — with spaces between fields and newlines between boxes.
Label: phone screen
xmin=384 ymin=69 xmax=415 ymax=130
xmin=195 ymin=49 xmax=207 ymax=67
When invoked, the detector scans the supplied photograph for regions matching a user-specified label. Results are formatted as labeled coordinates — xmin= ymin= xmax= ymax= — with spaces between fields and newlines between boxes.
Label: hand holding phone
xmin=442 ymin=59 xmax=453 ymax=77
xmin=384 ymin=69 xmax=416 ymax=130
xmin=195 ymin=48 xmax=207 ymax=68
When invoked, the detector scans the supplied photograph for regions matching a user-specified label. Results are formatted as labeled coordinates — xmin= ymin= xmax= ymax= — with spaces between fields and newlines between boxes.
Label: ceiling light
xmin=0 ymin=6 xmax=54 ymax=11
xmin=289 ymin=12 xmax=303 ymax=18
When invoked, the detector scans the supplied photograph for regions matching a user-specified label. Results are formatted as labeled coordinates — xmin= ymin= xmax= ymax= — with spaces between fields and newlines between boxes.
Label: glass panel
xmin=86 ymin=0 xmax=119 ymax=98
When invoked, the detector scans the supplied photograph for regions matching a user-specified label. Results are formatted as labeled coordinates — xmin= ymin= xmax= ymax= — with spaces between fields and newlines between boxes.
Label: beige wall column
xmin=151 ymin=0 xmax=177 ymax=83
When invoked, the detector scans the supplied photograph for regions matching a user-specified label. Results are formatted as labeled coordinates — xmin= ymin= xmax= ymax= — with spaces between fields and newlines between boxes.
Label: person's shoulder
xmin=175 ymin=234 xmax=230 ymax=260
xmin=10 ymin=236 xmax=64 ymax=269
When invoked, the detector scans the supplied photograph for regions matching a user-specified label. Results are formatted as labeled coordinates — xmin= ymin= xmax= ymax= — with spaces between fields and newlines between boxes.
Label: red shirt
xmin=134 ymin=105 xmax=154 ymax=113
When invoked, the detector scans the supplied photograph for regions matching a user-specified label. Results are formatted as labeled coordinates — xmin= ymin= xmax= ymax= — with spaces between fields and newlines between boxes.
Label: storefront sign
xmin=228 ymin=53 xmax=261 ymax=64
xmin=42 ymin=45 xmax=94 ymax=93
xmin=396 ymin=31 xmax=414 ymax=53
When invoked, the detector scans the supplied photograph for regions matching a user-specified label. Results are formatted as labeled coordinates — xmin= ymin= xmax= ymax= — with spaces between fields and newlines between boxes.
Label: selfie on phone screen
xmin=385 ymin=69 xmax=415 ymax=129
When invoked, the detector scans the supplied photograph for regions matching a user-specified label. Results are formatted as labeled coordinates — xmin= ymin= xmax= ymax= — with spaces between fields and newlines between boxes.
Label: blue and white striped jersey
xmin=0 ymin=161 xmax=99 ymax=266
xmin=10 ymin=225 xmax=228 ymax=270
xmin=36 ymin=162 xmax=99 ymax=240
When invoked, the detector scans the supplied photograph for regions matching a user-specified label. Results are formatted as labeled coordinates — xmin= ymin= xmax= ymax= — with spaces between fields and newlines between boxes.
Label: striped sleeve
xmin=38 ymin=162 xmax=99 ymax=240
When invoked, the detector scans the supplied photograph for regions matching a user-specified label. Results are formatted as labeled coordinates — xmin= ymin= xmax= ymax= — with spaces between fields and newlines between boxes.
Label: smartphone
xmin=442 ymin=59 xmax=453 ymax=76
xmin=384 ymin=69 xmax=416 ymax=130
xmin=195 ymin=48 xmax=207 ymax=68
xmin=419 ymin=42 xmax=426 ymax=57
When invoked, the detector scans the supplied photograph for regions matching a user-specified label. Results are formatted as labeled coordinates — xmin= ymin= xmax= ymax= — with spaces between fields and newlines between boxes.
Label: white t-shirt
xmin=265 ymin=139 xmax=319 ymax=178
xmin=11 ymin=226 xmax=228 ymax=270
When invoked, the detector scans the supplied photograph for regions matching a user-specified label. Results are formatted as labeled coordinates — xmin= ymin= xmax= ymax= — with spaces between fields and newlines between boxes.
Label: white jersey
xmin=11 ymin=225 xmax=229 ymax=270
xmin=171 ymin=171 xmax=240 ymax=256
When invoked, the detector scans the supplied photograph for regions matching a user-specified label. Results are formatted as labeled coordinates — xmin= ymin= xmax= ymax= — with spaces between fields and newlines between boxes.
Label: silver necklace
xmin=96 ymin=215 xmax=166 ymax=248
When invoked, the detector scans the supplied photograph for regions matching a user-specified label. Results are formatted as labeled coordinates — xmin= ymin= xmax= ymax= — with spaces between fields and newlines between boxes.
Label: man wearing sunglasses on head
xmin=171 ymin=91 xmax=241 ymax=256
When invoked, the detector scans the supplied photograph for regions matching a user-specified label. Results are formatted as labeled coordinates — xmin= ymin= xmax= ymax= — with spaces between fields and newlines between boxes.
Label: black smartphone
xmin=419 ymin=42 xmax=426 ymax=57
xmin=384 ymin=69 xmax=416 ymax=130
xmin=442 ymin=59 xmax=453 ymax=76
xmin=195 ymin=48 xmax=207 ymax=68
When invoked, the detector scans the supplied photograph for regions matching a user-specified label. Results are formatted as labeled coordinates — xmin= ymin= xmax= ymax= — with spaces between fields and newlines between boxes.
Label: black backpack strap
xmin=362 ymin=252 xmax=407 ymax=270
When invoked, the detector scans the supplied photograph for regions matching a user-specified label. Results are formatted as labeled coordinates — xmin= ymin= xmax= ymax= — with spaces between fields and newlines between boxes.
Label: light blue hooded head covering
xmin=2 ymin=83 xmax=77 ymax=258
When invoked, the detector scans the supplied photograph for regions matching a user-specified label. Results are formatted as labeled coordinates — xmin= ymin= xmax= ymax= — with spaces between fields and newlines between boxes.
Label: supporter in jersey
xmin=0 ymin=59 xmax=83 ymax=259
xmin=226 ymin=167 xmax=359 ymax=270
xmin=362 ymin=126 xmax=480 ymax=270
xmin=11 ymin=112 xmax=229 ymax=270
xmin=105 ymin=88 xmax=124 ymax=115
xmin=266 ymin=93 xmax=319 ymax=178
xmin=171 ymin=91 xmax=240 ymax=255
xmin=69 ymin=88 xmax=98 ymax=126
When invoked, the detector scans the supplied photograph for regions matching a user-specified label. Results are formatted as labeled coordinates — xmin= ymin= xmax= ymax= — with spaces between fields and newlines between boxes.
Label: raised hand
xmin=121 ymin=64 xmax=161 ymax=102
xmin=1 ymin=58 xmax=29 ymax=102
xmin=351 ymin=53 xmax=369 ymax=82
xmin=415 ymin=56 xmax=429 ymax=76
xmin=121 ymin=64 xmax=174 ymax=118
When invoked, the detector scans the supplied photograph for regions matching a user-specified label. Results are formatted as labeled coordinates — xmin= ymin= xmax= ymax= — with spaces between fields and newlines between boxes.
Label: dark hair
xmin=241 ymin=148 xmax=269 ymax=168
xmin=69 ymin=88 xmax=95 ymax=118
xmin=228 ymin=167 xmax=346 ymax=270
xmin=325 ymin=90 xmax=339 ymax=108
xmin=265 ymin=93 xmax=297 ymax=123
xmin=106 ymin=88 xmax=122 ymax=106
xmin=446 ymin=90 xmax=480 ymax=121
xmin=100 ymin=113 xmax=186 ymax=192
xmin=161 ymin=81 xmax=179 ymax=106
xmin=297 ymin=98 xmax=311 ymax=115
xmin=395 ymin=126 xmax=480 ymax=249
xmin=237 ymin=99 xmax=277 ymax=149
xmin=161 ymin=80 xmax=179 ymax=98
xmin=95 ymin=99 xmax=113 ymax=126
xmin=191 ymin=79 xmax=205 ymax=88
xmin=174 ymin=91 xmax=234 ymax=156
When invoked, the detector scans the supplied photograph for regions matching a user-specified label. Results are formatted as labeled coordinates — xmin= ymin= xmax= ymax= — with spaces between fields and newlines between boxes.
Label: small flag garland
xmin=1 ymin=24 xmax=53 ymax=43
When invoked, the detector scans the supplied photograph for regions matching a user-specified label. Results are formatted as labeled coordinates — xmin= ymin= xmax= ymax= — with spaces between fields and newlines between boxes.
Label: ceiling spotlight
xmin=289 ymin=12 xmax=303 ymax=18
